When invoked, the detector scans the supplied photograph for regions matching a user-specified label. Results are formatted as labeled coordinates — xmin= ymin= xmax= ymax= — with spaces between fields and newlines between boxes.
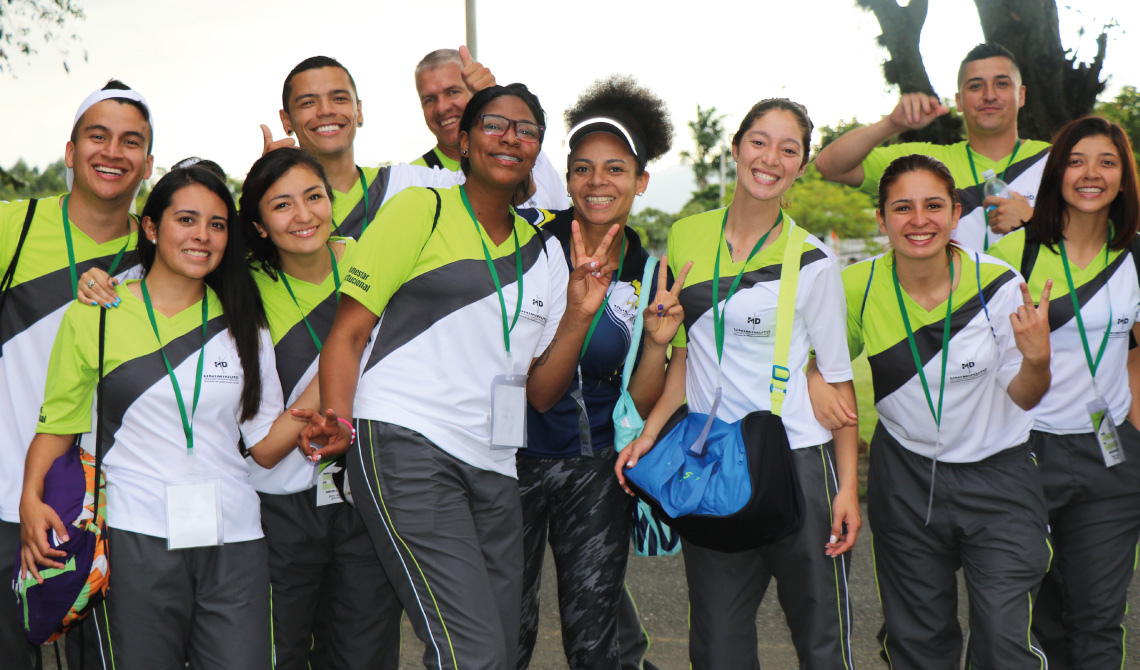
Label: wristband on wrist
xmin=335 ymin=416 xmax=356 ymax=445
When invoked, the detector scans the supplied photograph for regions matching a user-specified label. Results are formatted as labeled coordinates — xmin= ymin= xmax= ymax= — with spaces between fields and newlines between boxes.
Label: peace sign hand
xmin=567 ymin=220 xmax=619 ymax=319
xmin=1011 ymin=279 xmax=1052 ymax=367
xmin=643 ymin=254 xmax=693 ymax=346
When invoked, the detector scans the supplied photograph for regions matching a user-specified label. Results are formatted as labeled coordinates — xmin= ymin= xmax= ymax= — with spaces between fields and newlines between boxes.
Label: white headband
xmin=566 ymin=116 xmax=641 ymax=158
xmin=67 ymin=86 xmax=154 ymax=208
xmin=72 ymin=87 xmax=153 ymax=131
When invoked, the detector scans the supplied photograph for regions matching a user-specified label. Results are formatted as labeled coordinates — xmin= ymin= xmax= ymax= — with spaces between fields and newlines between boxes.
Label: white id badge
xmin=490 ymin=373 xmax=528 ymax=450
xmin=1088 ymin=396 xmax=1125 ymax=467
xmin=165 ymin=476 xmax=223 ymax=549
xmin=316 ymin=461 xmax=345 ymax=507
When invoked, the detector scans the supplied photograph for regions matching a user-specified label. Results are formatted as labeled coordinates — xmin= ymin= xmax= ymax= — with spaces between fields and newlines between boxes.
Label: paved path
xmin=45 ymin=504 xmax=1140 ymax=668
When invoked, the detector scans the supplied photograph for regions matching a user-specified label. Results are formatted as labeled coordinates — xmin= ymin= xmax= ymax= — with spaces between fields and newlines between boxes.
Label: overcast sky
xmin=2 ymin=0 xmax=1137 ymax=208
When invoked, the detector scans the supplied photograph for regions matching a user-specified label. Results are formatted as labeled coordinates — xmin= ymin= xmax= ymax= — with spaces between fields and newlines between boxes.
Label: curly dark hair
xmin=564 ymin=75 xmax=673 ymax=173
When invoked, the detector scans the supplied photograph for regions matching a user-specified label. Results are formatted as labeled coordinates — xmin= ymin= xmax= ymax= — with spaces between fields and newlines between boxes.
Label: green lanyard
xmin=278 ymin=243 xmax=341 ymax=353
xmin=891 ymin=249 xmax=954 ymax=430
xmin=333 ymin=168 xmax=370 ymax=234
xmin=460 ymin=186 xmax=523 ymax=355
xmin=1059 ymin=236 xmax=1112 ymax=380
xmin=712 ymin=209 xmax=782 ymax=363
xmin=62 ymin=194 xmax=132 ymax=300
xmin=580 ymin=236 xmax=627 ymax=358
xmin=966 ymin=140 xmax=1021 ymax=251
xmin=141 ymin=279 xmax=208 ymax=455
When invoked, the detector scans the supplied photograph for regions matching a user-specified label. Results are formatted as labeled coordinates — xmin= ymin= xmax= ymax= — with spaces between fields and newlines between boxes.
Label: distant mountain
xmin=634 ymin=164 xmax=698 ymax=215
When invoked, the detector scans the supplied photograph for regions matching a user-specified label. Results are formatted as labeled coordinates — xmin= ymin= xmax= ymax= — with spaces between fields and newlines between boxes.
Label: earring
xmin=150 ymin=238 xmax=156 ymax=243
xmin=357 ymin=121 xmax=363 ymax=128
xmin=286 ymin=130 xmax=293 ymax=136
xmin=462 ymin=149 xmax=467 ymax=156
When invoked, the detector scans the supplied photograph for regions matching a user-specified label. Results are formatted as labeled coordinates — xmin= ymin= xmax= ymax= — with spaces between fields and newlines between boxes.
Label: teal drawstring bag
xmin=612 ymin=256 xmax=681 ymax=557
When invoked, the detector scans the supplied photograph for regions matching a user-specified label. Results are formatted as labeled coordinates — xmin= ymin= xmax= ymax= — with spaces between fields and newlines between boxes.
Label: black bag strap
xmin=95 ymin=309 xmax=106 ymax=532
xmin=0 ymin=198 xmax=38 ymax=318
xmin=420 ymin=149 xmax=445 ymax=170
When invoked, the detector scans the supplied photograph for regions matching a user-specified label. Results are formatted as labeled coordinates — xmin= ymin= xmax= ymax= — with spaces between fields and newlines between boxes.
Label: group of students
xmin=2 ymin=38 xmax=1140 ymax=670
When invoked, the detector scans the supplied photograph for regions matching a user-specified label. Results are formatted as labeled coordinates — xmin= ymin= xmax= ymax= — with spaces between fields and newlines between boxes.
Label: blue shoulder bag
xmin=625 ymin=224 xmax=809 ymax=553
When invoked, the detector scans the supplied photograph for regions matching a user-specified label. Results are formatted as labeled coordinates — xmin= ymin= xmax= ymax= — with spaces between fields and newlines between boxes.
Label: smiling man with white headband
xmin=0 ymin=79 xmax=152 ymax=670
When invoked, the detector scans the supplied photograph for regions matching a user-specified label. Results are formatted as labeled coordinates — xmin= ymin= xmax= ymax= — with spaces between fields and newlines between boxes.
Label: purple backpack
xmin=12 ymin=309 xmax=109 ymax=645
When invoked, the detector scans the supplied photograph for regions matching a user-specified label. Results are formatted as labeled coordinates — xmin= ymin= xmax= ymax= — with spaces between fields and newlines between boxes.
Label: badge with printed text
xmin=165 ymin=475 xmax=223 ymax=550
xmin=1088 ymin=396 xmax=1125 ymax=467
xmin=316 ymin=460 xmax=345 ymax=506
xmin=490 ymin=373 xmax=528 ymax=450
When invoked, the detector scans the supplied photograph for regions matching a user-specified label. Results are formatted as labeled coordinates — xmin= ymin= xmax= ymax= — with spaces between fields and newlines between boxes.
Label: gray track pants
xmin=93 ymin=528 xmax=272 ymax=670
xmin=868 ymin=425 xmax=1050 ymax=670
xmin=259 ymin=487 xmax=401 ymax=670
xmin=0 ymin=520 xmax=36 ymax=670
xmin=349 ymin=420 xmax=523 ymax=670
xmin=682 ymin=443 xmax=853 ymax=670
xmin=1029 ymin=423 xmax=1140 ymax=669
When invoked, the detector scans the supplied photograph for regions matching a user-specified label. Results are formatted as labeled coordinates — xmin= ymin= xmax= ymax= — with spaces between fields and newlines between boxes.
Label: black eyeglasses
xmin=480 ymin=114 xmax=543 ymax=143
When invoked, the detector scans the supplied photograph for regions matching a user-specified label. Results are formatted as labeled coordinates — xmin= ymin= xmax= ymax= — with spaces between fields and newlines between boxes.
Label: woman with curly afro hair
xmin=516 ymin=75 xmax=691 ymax=670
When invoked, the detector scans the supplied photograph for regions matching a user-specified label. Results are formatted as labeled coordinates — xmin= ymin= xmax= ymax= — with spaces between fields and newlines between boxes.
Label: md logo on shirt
xmin=733 ymin=311 xmax=771 ymax=339
xmin=203 ymin=356 xmax=240 ymax=384
xmin=519 ymin=291 xmax=549 ymax=326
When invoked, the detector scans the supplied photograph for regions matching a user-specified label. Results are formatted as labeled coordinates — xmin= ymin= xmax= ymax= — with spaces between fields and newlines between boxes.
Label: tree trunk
xmin=972 ymin=0 xmax=1107 ymax=141
xmin=857 ymin=0 xmax=964 ymax=144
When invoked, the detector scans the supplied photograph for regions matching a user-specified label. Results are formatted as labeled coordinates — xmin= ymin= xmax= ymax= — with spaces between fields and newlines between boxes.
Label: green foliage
xmin=0 ymin=158 xmax=67 ymax=201
xmin=0 ymin=0 xmax=86 ymax=75
xmin=678 ymin=105 xmax=734 ymax=191
xmin=628 ymin=207 xmax=677 ymax=253
xmin=783 ymin=165 xmax=877 ymax=240
xmin=815 ymin=117 xmax=866 ymax=155
xmin=1096 ymin=86 xmax=1140 ymax=166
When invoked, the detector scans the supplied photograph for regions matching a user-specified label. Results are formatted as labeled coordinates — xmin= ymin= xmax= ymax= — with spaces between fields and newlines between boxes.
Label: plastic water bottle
xmin=982 ymin=169 xmax=1011 ymax=212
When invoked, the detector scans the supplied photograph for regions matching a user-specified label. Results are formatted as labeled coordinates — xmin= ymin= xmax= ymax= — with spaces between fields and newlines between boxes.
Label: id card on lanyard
xmin=141 ymin=280 xmax=224 ymax=548
xmin=460 ymin=187 xmax=528 ymax=450
xmin=1059 ymin=238 xmax=1124 ymax=467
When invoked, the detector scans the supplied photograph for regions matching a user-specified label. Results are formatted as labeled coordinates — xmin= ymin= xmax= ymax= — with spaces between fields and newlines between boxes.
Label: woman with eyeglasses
xmin=516 ymin=75 xmax=688 ymax=670
xmin=297 ymin=83 xmax=615 ymax=670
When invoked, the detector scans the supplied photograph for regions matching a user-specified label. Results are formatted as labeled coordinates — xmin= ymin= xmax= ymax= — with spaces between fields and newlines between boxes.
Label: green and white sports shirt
xmin=343 ymin=185 xmax=565 ymax=478
xmin=668 ymin=208 xmax=853 ymax=449
xmin=845 ymin=250 xmax=1031 ymax=461
xmin=990 ymin=229 xmax=1140 ymax=434
xmin=38 ymin=282 xmax=283 ymax=541
xmin=861 ymin=140 xmax=1051 ymax=252
xmin=331 ymin=164 xmax=464 ymax=240
xmin=247 ymin=238 xmax=355 ymax=495
xmin=0 ymin=195 xmax=139 ymax=523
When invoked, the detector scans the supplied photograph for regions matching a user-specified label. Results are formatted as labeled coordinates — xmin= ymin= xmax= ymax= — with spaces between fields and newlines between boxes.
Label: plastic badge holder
xmin=1089 ymin=395 xmax=1125 ymax=467
xmin=491 ymin=373 xmax=528 ymax=449
xmin=165 ymin=474 xmax=223 ymax=550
